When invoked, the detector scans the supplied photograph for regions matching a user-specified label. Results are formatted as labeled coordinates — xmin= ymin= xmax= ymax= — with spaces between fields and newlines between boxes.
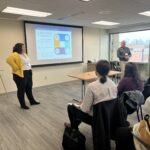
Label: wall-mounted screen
xmin=24 ymin=21 xmax=83 ymax=67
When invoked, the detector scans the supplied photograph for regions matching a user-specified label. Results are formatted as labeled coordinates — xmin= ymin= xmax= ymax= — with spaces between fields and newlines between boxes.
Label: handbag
xmin=132 ymin=115 xmax=150 ymax=150
xmin=62 ymin=126 xmax=86 ymax=150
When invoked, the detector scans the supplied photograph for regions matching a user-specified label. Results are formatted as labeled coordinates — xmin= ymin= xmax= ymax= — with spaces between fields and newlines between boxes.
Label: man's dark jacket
xmin=92 ymin=99 xmax=126 ymax=150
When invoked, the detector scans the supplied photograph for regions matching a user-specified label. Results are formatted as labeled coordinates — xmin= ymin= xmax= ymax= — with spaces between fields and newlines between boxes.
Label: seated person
xmin=65 ymin=60 xmax=117 ymax=130
xmin=115 ymin=97 xmax=150 ymax=150
xmin=117 ymin=62 xmax=143 ymax=96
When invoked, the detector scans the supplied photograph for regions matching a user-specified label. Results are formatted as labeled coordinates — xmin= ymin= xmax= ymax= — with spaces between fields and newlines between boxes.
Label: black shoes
xmin=20 ymin=101 xmax=40 ymax=109
xmin=21 ymin=105 xmax=30 ymax=109
xmin=30 ymin=101 xmax=40 ymax=105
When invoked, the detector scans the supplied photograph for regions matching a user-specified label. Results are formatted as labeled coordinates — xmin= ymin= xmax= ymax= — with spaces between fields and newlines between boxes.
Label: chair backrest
xmin=110 ymin=61 xmax=121 ymax=71
xmin=92 ymin=99 xmax=126 ymax=150
xmin=120 ymin=90 xmax=145 ymax=115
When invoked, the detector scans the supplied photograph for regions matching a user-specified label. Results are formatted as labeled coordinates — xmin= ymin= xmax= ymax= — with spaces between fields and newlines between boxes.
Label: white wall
xmin=0 ymin=19 xmax=25 ymax=94
xmin=83 ymin=27 xmax=100 ymax=63
xmin=100 ymin=29 xmax=109 ymax=60
xmin=0 ymin=19 xmax=108 ymax=93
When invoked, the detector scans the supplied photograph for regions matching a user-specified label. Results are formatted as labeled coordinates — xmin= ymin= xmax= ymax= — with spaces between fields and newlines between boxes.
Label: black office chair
xmin=119 ymin=90 xmax=145 ymax=122
xmin=110 ymin=61 xmax=121 ymax=71
xmin=109 ymin=61 xmax=121 ymax=83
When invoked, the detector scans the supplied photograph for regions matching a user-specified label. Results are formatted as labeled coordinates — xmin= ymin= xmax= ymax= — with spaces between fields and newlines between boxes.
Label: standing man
xmin=117 ymin=40 xmax=131 ymax=78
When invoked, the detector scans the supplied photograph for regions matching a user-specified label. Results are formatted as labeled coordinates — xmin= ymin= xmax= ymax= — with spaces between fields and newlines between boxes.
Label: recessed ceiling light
xmin=2 ymin=7 xmax=52 ymax=17
xmin=92 ymin=20 xmax=120 ymax=26
xmin=79 ymin=0 xmax=92 ymax=2
xmin=139 ymin=11 xmax=150 ymax=17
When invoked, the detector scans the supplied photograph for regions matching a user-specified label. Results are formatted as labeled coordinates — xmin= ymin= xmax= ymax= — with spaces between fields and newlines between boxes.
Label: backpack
xmin=62 ymin=126 xmax=86 ymax=150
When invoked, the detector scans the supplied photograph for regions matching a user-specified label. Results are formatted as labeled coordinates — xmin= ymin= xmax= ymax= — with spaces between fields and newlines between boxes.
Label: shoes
xmin=30 ymin=101 xmax=40 ymax=105
xmin=21 ymin=105 xmax=30 ymax=109
xmin=64 ymin=122 xmax=71 ymax=128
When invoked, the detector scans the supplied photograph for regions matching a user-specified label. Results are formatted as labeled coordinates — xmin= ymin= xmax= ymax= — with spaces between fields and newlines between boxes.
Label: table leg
xmin=73 ymin=80 xmax=85 ymax=102
xmin=81 ymin=80 xmax=85 ymax=100
xmin=0 ymin=75 xmax=7 ymax=95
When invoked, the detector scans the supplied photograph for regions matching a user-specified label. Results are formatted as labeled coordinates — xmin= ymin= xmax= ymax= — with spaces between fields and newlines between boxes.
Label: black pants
xmin=115 ymin=127 xmax=135 ymax=150
xmin=13 ymin=70 xmax=36 ymax=107
xmin=67 ymin=105 xmax=92 ymax=129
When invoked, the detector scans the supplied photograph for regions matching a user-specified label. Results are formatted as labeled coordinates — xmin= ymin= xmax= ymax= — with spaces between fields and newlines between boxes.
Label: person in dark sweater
xmin=117 ymin=62 xmax=143 ymax=96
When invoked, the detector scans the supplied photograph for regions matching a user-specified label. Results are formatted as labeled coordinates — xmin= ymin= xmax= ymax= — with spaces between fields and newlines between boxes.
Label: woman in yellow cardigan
xmin=6 ymin=43 xmax=40 ymax=109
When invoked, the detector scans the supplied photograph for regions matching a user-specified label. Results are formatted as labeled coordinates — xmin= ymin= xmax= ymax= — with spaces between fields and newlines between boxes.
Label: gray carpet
xmin=0 ymin=80 xmax=140 ymax=150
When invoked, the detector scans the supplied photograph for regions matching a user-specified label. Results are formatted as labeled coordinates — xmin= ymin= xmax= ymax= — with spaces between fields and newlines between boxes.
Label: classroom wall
xmin=108 ymin=23 xmax=150 ymax=34
xmin=100 ymin=29 xmax=109 ymax=60
xmin=0 ymin=19 xmax=109 ymax=93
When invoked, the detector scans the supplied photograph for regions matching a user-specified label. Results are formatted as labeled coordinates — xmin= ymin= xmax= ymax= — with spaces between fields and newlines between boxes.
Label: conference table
xmin=68 ymin=70 xmax=121 ymax=100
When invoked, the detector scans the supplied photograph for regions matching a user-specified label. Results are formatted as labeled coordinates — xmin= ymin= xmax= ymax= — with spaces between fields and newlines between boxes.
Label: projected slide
xmin=24 ymin=21 xmax=83 ymax=66
xmin=36 ymin=29 xmax=72 ymax=60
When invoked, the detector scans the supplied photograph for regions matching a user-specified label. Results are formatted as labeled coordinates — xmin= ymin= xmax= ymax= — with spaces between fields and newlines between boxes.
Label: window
xmin=110 ymin=30 xmax=150 ymax=80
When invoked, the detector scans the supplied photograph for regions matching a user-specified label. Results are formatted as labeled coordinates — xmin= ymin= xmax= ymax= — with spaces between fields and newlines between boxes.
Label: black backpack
xmin=62 ymin=126 xmax=86 ymax=150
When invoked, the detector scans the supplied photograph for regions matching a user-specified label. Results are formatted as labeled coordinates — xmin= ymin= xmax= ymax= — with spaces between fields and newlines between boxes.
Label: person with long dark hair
xmin=117 ymin=62 xmax=143 ymax=96
xmin=65 ymin=60 xmax=117 ymax=129
xmin=117 ymin=40 xmax=131 ymax=78
xmin=6 ymin=43 xmax=40 ymax=109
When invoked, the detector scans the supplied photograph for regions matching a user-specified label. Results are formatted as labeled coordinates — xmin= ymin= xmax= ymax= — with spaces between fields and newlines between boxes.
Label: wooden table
xmin=68 ymin=70 xmax=121 ymax=100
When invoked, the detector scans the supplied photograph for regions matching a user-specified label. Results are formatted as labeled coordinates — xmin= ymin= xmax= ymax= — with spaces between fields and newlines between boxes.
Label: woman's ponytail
xmin=100 ymin=76 xmax=106 ymax=84
xmin=96 ymin=60 xmax=110 ymax=84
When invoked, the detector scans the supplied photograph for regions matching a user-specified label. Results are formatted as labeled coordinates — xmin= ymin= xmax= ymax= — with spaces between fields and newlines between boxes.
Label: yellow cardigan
xmin=6 ymin=52 xmax=24 ymax=78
